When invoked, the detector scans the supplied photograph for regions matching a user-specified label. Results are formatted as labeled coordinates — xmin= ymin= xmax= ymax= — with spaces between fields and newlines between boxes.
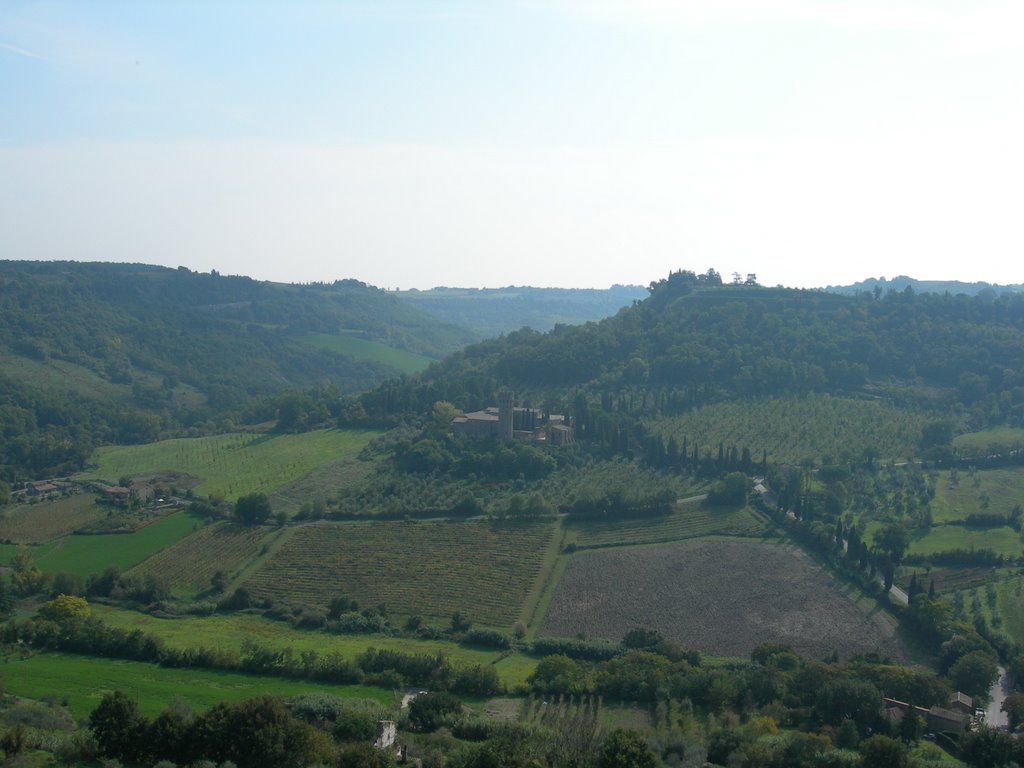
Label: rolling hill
xmin=0 ymin=261 xmax=472 ymax=481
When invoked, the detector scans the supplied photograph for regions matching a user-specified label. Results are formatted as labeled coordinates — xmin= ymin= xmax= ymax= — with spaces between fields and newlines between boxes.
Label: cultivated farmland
xmin=0 ymin=493 xmax=107 ymax=543
xmin=569 ymin=502 xmax=767 ymax=550
xmin=301 ymin=333 xmax=434 ymax=374
xmin=540 ymin=539 xmax=904 ymax=660
xmin=34 ymin=511 xmax=198 ymax=577
xmin=649 ymin=394 xmax=929 ymax=466
xmin=245 ymin=519 xmax=557 ymax=628
xmin=81 ymin=428 xmax=379 ymax=501
xmin=127 ymin=521 xmax=275 ymax=594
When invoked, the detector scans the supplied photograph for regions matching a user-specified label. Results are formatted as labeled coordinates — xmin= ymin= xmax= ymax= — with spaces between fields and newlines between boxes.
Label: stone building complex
xmin=451 ymin=390 xmax=573 ymax=445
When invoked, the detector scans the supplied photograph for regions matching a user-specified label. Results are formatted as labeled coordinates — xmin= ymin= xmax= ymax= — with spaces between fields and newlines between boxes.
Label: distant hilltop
xmin=825 ymin=276 xmax=1024 ymax=297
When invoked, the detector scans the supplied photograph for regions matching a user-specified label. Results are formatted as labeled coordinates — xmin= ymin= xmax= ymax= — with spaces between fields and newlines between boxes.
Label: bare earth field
xmin=540 ymin=539 xmax=904 ymax=661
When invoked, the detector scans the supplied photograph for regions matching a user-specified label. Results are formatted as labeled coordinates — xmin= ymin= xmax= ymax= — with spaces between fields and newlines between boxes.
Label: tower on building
xmin=497 ymin=388 xmax=514 ymax=440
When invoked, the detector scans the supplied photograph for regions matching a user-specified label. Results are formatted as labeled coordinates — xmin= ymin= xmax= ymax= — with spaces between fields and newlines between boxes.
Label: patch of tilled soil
xmin=540 ymin=539 xmax=904 ymax=661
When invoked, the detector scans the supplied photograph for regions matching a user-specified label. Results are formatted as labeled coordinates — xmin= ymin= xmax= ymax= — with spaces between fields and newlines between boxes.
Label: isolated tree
xmin=192 ymin=696 xmax=331 ymax=768
xmin=598 ymin=728 xmax=657 ymax=768
xmin=10 ymin=544 xmax=47 ymax=595
xmin=336 ymin=741 xmax=397 ymax=768
xmin=816 ymin=679 xmax=882 ymax=734
xmin=408 ymin=692 xmax=462 ymax=732
xmin=450 ymin=611 xmax=471 ymax=633
xmin=528 ymin=654 xmax=588 ymax=695
xmin=859 ymin=734 xmax=910 ymax=768
xmin=622 ymin=627 xmax=664 ymax=650
xmin=38 ymin=594 xmax=90 ymax=626
xmin=0 ymin=723 xmax=27 ymax=757
xmin=50 ymin=571 xmax=84 ymax=597
xmin=706 ymin=472 xmax=750 ymax=507
xmin=235 ymin=493 xmax=272 ymax=525
xmin=898 ymin=704 xmax=924 ymax=744
xmin=959 ymin=727 xmax=1015 ymax=768
xmin=431 ymin=400 xmax=462 ymax=433
xmin=147 ymin=704 xmax=195 ymax=765
xmin=90 ymin=691 xmax=149 ymax=763
xmin=1001 ymin=692 xmax=1024 ymax=731
xmin=949 ymin=650 xmax=999 ymax=698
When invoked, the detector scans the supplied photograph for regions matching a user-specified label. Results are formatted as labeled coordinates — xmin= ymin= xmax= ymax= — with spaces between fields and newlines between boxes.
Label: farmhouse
xmin=26 ymin=480 xmax=61 ymax=497
xmin=883 ymin=698 xmax=971 ymax=734
xmin=95 ymin=484 xmax=132 ymax=506
xmin=451 ymin=390 xmax=573 ymax=445
xmin=948 ymin=691 xmax=973 ymax=715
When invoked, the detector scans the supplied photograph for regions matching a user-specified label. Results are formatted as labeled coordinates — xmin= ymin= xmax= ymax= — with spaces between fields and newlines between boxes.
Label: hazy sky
xmin=2 ymin=1 xmax=1022 ymax=289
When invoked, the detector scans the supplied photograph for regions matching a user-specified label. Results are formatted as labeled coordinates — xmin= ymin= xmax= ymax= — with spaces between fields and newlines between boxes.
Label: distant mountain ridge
xmin=826 ymin=275 xmax=1024 ymax=297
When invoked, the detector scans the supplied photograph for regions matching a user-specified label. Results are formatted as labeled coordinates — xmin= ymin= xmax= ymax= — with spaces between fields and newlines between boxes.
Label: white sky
xmin=1 ymin=1 xmax=1022 ymax=289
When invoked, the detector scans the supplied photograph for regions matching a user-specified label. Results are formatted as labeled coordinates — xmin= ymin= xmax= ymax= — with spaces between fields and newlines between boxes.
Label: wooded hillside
xmin=0 ymin=261 xmax=472 ymax=481
xmin=358 ymin=269 xmax=1024 ymax=435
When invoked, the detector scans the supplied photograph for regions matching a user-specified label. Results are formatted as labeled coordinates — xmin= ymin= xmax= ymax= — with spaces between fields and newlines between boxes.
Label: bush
xmin=532 ymin=636 xmax=621 ymax=662
xmin=329 ymin=612 xmax=387 ymax=634
xmin=462 ymin=628 xmax=511 ymax=650
xmin=408 ymin=692 xmax=462 ymax=732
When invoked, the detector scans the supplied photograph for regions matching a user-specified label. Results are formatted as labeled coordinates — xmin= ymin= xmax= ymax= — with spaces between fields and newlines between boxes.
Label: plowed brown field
xmin=540 ymin=539 xmax=904 ymax=660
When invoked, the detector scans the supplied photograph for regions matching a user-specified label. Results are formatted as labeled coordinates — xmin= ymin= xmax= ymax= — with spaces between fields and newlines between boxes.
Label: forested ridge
xmin=396 ymin=284 xmax=648 ymax=340
xmin=0 ymin=261 xmax=472 ymax=482
xmin=357 ymin=269 xmax=1024 ymax=432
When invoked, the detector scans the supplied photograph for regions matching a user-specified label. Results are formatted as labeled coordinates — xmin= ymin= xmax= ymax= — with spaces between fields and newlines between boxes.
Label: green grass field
xmin=0 ymin=493 xmax=108 ymax=544
xmin=649 ymin=394 xmax=928 ymax=466
xmin=127 ymin=521 xmax=277 ymax=595
xmin=245 ymin=519 xmax=558 ymax=629
xmin=908 ymin=523 xmax=1022 ymax=559
xmin=0 ymin=353 xmax=205 ymax=410
xmin=0 ymin=652 xmax=393 ymax=719
xmin=302 ymin=333 xmax=435 ymax=374
xmin=35 ymin=511 xmax=199 ymax=577
xmin=80 ymin=428 xmax=379 ymax=501
xmin=930 ymin=467 xmax=1024 ymax=523
xmin=953 ymin=427 xmax=1024 ymax=457
xmin=90 ymin=605 xmax=538 ymax=689
xmin=0 ymin=353 xmax=131 ymax=403
xmin=568 ymin=501 xmax=768 ymax=550
xmin=996 ymin=576 xmax=1024 ymax=644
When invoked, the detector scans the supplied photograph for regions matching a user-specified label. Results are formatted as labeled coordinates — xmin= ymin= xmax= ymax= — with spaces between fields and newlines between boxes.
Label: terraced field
xmin=0 ymin=493 xmax=107 ymax=544
xmin=81 ymin=428 xmax=379 ymax=501
xmin=570 ymin=503 xmax=767 ymax=550
xmin=128 ymin=522 xmax=276 ymax=594
xmin=245 ymin=519 xmax=557 ymax=628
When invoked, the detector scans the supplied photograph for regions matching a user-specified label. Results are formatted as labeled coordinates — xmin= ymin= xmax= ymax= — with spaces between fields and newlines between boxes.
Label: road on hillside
xmin=986 ymin=666 xmax=1010 ymax=729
